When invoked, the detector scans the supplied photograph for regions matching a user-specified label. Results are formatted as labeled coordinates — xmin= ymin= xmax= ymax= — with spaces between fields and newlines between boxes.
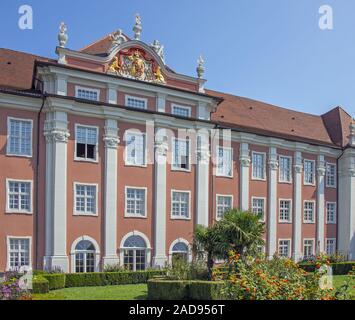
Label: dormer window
xmin=75 ymin=86 xmax=100 ymax=101
xmin=125 ymin=95 xmax=147 ymax=110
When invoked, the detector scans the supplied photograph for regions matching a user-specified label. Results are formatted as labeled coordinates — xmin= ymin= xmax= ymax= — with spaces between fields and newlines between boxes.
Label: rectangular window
xmin=326 ymin=202 xmax=336 ymax=224
xmin=252 ymin=198 xmax=265 ymax=221
xmin=125 ymin=132 xmax=146 ymax=166
xmin=172 ymin=139 xmax=190 ymax=170
xmin=303 ymin=201 xmax=315 ymax=223
xmin=75 ymin=125 xmax=98 ymax=161
xmin=278 ymin=240 xmax=291 ymax=258
xmin=75 ymin=87 xmax=99 ymax=101
xmin=279 ymin=156 xmax=292 ymax=182
xmin=252 ymin=152 xmax=265 ymax=180
xmin=216 ymin=147 xmax=232 ymax=177
xmin=326 ymin=239 xmax=336 ymax=256
xmin=125 ymin=96 xmax=147 ymax=109
xmin=279 ymin=200 xmax=292 ymax=223
xmin=75 ymin=184 xmax=97 ymax=215
xmin=216 ymin=195 xmax=232 ymax=219
xmin=303 ymin=239 xmax=315 ymax=259
xmin=172 ymin=105 xmax=191 ymax=117
xmin=125 ymin=188 xmax=146 ymax=217
xmin=171 ymin=191 xmax=190 ymax=219
xmin=326 ymin=163 xmax=336 ymax=188
xmin=304 ymin=160 xmax=315 ymax=185
xmin=8 ymin=238 xmax=30 ymax=270
xmin=7 ymin=180 xmax=32 ymax=213
xmin=7 ymin=118 xmax=32 ymax=156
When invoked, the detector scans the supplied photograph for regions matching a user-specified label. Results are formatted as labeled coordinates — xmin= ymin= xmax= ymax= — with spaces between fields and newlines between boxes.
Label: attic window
xmin=75 ymin=86 xmax=100 ymax=101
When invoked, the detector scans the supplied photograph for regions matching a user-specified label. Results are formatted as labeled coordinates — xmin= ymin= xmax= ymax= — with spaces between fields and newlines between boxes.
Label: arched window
xmin=75 ymin=240 xmax=96 ymax=273
xmin=123 ymin=235 xmax=147 ymax=271
xmin=171 ymin=242 xmax=189 ymax=265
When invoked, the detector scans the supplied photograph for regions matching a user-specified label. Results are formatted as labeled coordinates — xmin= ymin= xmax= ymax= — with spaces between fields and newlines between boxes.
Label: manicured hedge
xmin=188 ymin=281 xmax=224 ymax=300
xmin=32 ymin=276 xmax=49 ymax=294
xmin=147 ymin=279 xmax=224 ymax=300
xmin=42 ymin=274 xmax=66 ymax=290
xmin=299 ymin=262 xmax=355 ymax=275
xmin=65 ymin=270 xmax=166 ymax=288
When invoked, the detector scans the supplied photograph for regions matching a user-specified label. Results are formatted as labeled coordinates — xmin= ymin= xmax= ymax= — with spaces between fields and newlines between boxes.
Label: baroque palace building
xmin=0 ymin=15 xmax=355 ymax=273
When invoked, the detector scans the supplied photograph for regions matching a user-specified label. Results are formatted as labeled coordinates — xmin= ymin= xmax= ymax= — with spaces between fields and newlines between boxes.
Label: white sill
xmin=171 ymin=167 xmax=191 ymax=173
xmin=124 ymin=163 xmax=147 ymax=168
xmin=303 ymin=221 xmax=315 ymax=224
xmin=279 ymin=180 xmax=293 ymax=184
xmin=74 ymin=157 xmax=99 ymax=164
xmin=171 ymin=216 xmax=191 ymax=221
xmin=124 ymin=215 xmax=148 ymax=219
xmin=251 ymin=177 xmax=267 ymax=182
xmin=278 ymin=220 xmax=292 ymax=224
xmin=216 ymin=174 xmax=233 ymax=179
xmin=73 ymin=213 xmax=98 ymax=217
xmin=304 ymin=182 xmax=316 ymax=187
xmin=326 ymin=221 xmax=337 ymax=225
xmin=6 ymin=210 xmax=33 ymax=215
xmin=6 ymin=153 xmax=33 ymax=158
xmin=326 ymin=185 xmax=337 ymax=189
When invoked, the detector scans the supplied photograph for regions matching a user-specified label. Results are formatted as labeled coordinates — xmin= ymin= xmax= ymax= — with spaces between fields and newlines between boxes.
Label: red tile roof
xmin=0 ymin=48 xmax=352 ymax=148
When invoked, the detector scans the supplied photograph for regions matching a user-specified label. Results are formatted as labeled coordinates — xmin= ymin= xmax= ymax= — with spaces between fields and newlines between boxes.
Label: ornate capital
xmin=197 ymin=147 xmax=210 ymax=163
xmin=44 ymin=119 xmax=70 ymax=143
xmin=268 ymin=160 xmax=279 ymax=171
xmin=317 ymin=166 xmax=326 ymax=177
xmin=103 ymin=135 xmax=120 ymax=148
xmin=155 ymin=136 xmax=169 ymax=157
xmin=349 ymin=167 xmax=355 ymax=177
xmin=240 ymin=156 xmax=251 ymax=168
xmin=294 ymin=164 xmax=303 ymax=174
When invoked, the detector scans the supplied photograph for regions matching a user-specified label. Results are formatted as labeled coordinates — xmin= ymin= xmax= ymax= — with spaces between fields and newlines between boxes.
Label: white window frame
xmin=6 ymin=117 xmax=33 ymax=158
xmin=6 ymin=236 xmax=32 ymax=271
xmin=73 ymin=182 xmax=98 ymax=216
xmin=75 ymin=86 xmax=100 ymax=101
xmin=252 ymin=197 xmax=267 ymax=222
xmin=74 ymin=124 xmax=99 ymax=163
xmin=6 ymin=179 xmax=33 ymax=214
xmin=172 ymin=138 xmax=191 ymax=172
xmin=325 ymin=238 xmax=336 ymax=256
xmin=124 ymin=131 xmax=147 ymax=167
xmin=216 ymin=146 xmax=233 ymax=178
xmin=304 ymin=159 xmax=316 ymax=186
xmin=252 ymin=151 xmax=266 ymax=181
xmin=172 ymin=104 xmax=191 ymax=118
xmin=171 ymin=190 xmax=191 ymax=220
xmin=278 ymin=239 xmax=292 ymax=258
xmin=326 ymin=163 xmax=337 ymax=188
xmin=279 ymin=199 xmax=292 ymax=223
xmin=303 ymin=200 xmax=316 ymax=224
xmin=124 ymin=186 xmax=148 ymax=219
xmin=326 ymin=202 xmax=337 ymax=224
xmin=216 ymin=194 xmax=233 ymax=220
xmin=303 ymin=238 xmax=315 ymax=259
xmin=125 ymin=95 xmax=148 ymax=110
xmin=279 ymin=155 xmax=292 ymax=183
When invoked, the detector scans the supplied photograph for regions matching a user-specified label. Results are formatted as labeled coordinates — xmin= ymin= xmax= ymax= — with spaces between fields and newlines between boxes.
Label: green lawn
xmin=33 ymin=284 xmax=148 ymax=300
xmin=333 ymin=275 xmax=355 ymax=297
xmin=33 ymin=276 xmax=354 ymax=300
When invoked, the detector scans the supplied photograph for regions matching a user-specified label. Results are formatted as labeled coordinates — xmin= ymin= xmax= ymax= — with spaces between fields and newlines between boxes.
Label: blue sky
xmin=1 ymin=0 xmax=354 ymax=116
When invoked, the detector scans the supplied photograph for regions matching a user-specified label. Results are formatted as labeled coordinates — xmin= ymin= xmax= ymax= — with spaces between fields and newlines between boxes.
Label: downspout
xmin=35 ymin=79 xmax=46 ymax=270
xmin=336 ymin=147 xmax=346 ymax=256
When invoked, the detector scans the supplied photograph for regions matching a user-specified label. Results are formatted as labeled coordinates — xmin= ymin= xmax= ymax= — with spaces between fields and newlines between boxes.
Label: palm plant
xmin=217 ymin=209 xmax=265 ymax=259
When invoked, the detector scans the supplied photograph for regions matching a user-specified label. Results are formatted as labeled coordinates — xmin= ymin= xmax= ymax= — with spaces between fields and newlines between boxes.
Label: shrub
xmin=65 ymin=270 xmax=165 ymax=288
xmin=32 ymin=276 xmax=49 ymax=294
xmin=148 ymin=280 xmax=189 ymax=300
xmin=298 ymin=262 xmax=355 ymax=275
xmin=103 ymin=263 xmax=126 ymax=273
xmin=147 ymin=280 xmax=224 ymax=300
xmin=42 ymin=274 xmax=66 ymax=290
xmin=1 ymin=271 xmax=32 ymax=300
xmin=188 ymin=281 xmax=224 ymax=300
xmin=220 ymin=251 xmax=351 ymax=300
xmin=166 ymin=260 xmax=208 ymax=281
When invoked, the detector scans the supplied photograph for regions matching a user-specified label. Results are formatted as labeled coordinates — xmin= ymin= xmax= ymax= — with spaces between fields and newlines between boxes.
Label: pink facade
xmin=0 ymin=21 xmax=355 ymax=273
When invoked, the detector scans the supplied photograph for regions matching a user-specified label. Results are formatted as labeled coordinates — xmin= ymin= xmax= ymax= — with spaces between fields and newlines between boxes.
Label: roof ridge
xmin=206 ymin=88 xmax=322 ymax=119
xmin=0 ymin=47 xmax=50 ymax=60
